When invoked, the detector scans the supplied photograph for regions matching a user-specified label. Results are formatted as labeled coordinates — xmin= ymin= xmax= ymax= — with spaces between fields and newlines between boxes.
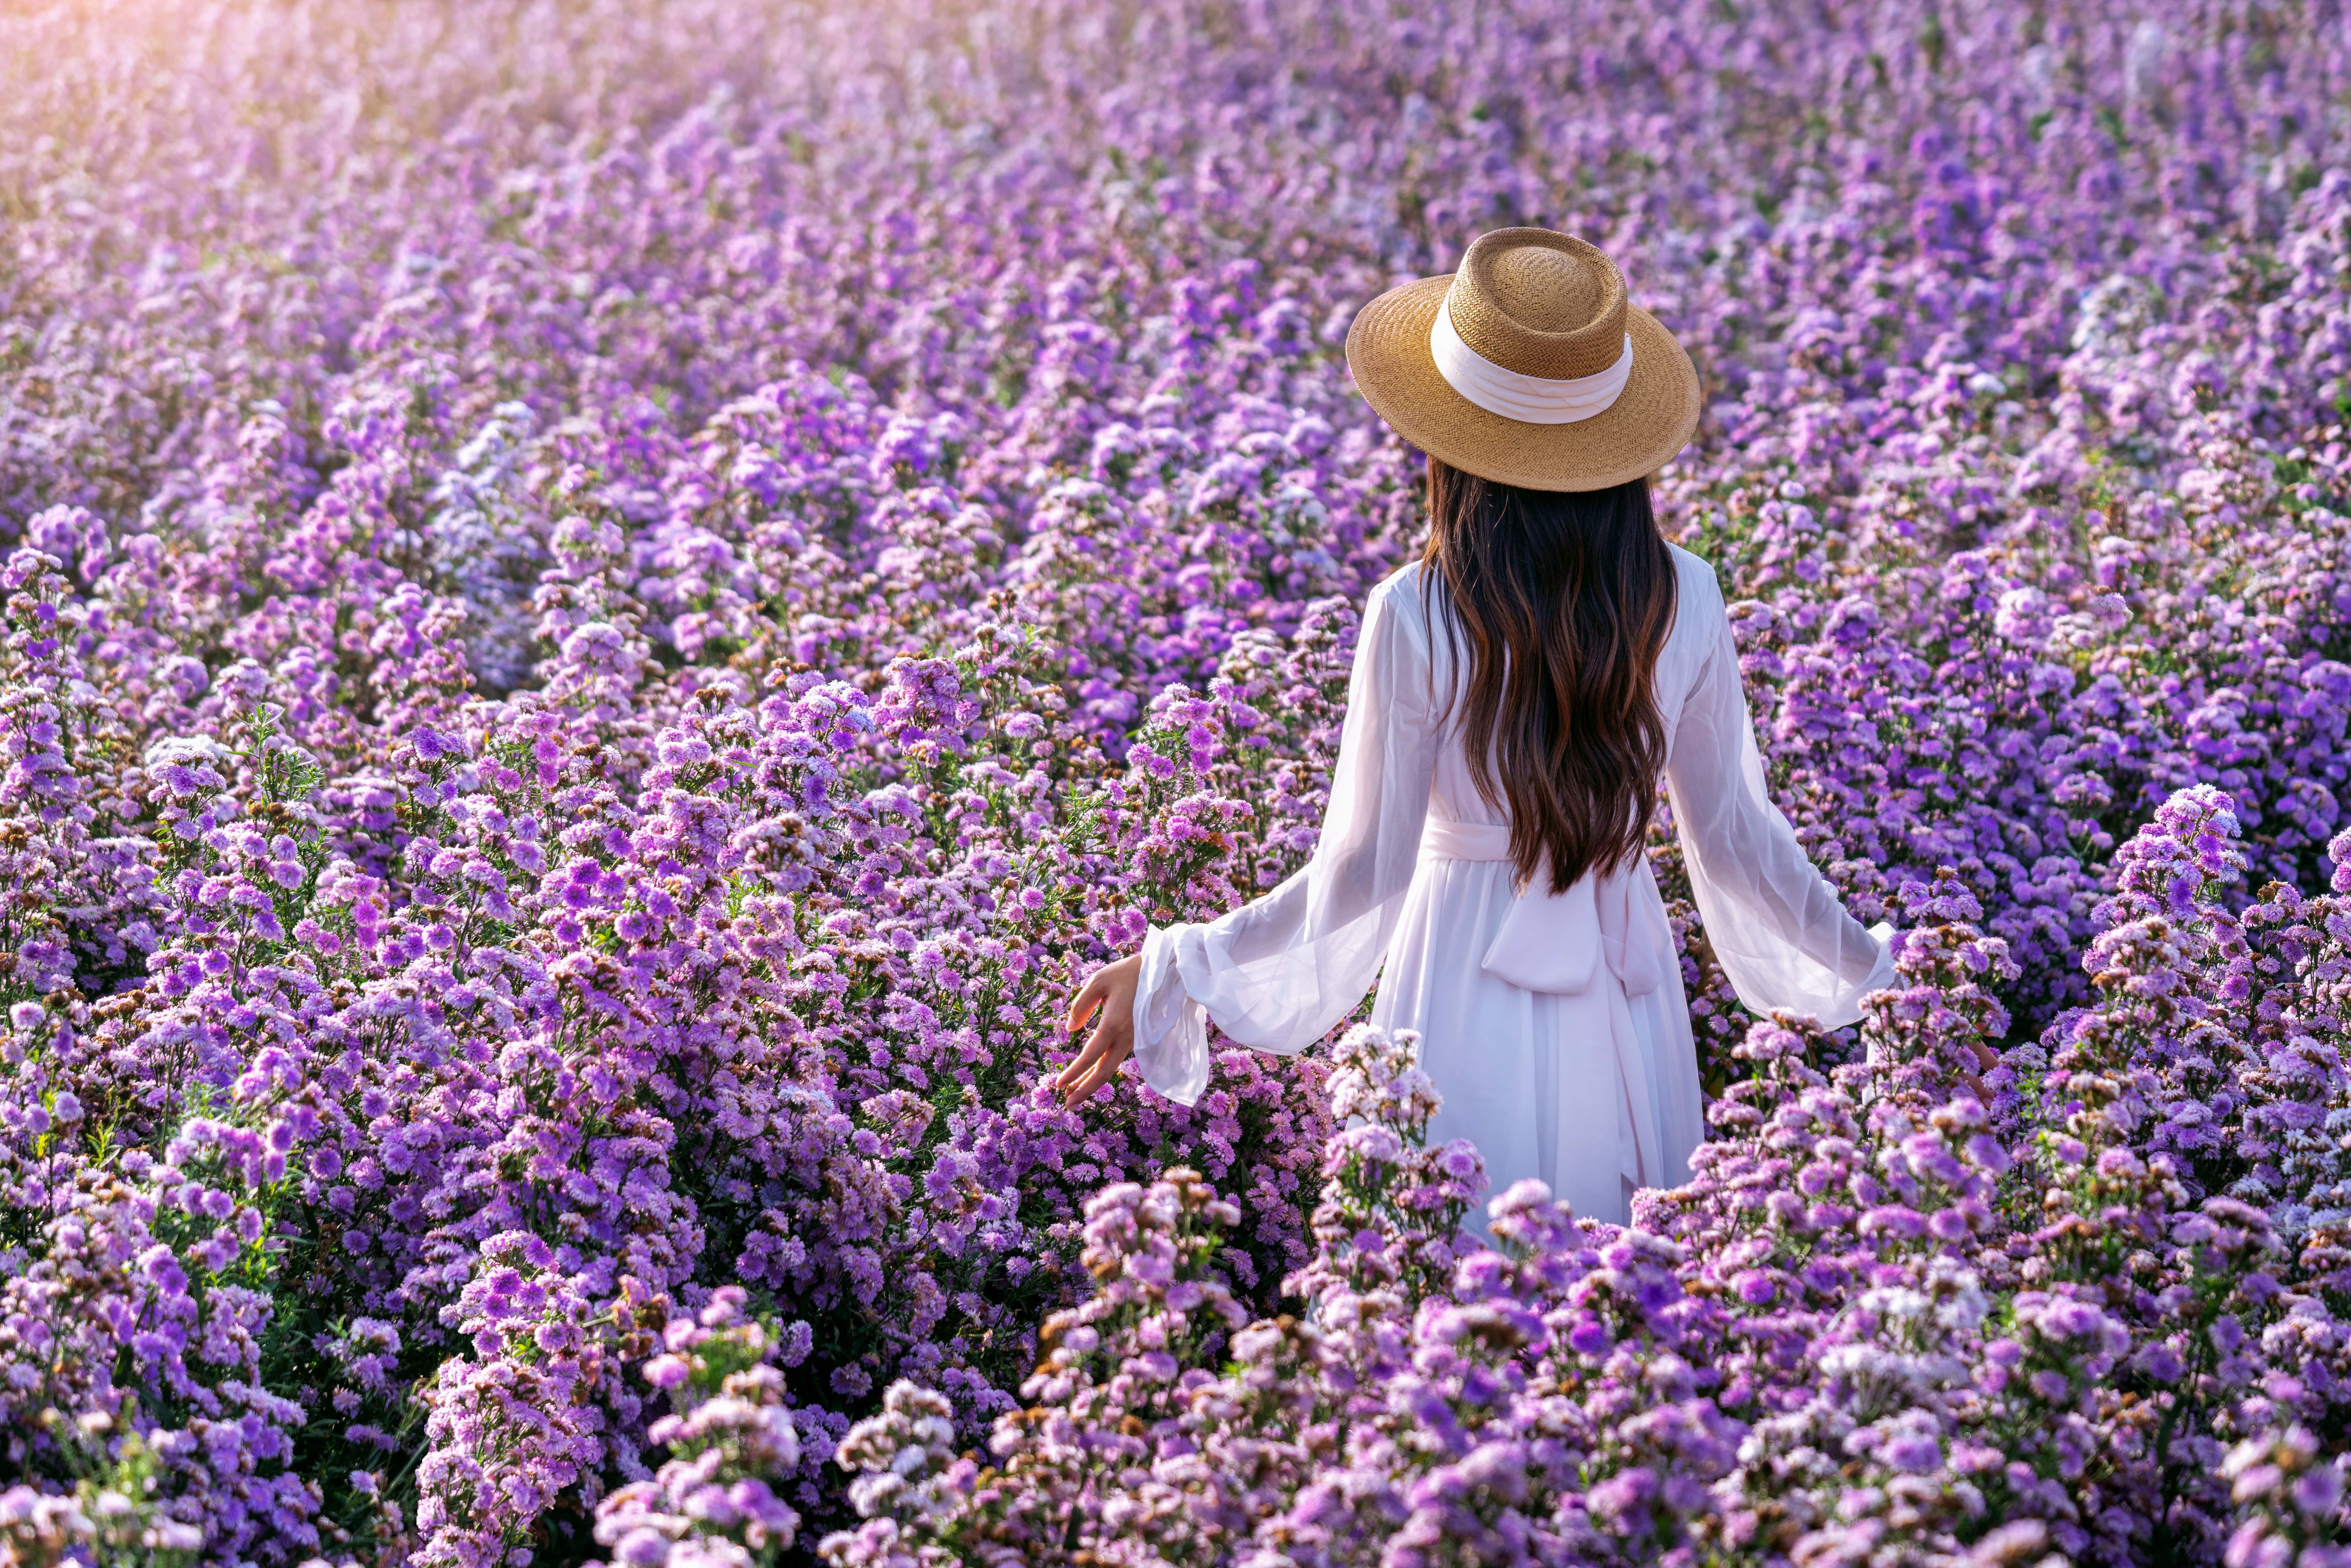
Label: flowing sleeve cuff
xmin=1823 ymin=921 xmax=1898 ymax=1031
xmin=1131 ymin=922 xmax=1210 ymax=1107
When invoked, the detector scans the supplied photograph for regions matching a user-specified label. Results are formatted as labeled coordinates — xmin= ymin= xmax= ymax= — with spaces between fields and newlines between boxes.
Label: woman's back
xmin=1384 ymin=545 xmax=1726 ymax=833
xmin=1113 ymin=531 xmax=1889 ymax=1225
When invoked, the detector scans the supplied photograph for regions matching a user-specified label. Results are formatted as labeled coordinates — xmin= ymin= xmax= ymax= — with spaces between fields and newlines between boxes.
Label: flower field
xmin=4 ymin=0 xmax=2351 ymax=1562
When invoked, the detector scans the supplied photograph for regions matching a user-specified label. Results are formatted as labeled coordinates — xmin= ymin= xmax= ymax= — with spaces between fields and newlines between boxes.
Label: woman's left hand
xmin=1056 ymin=953 xmax=1142 ymax=1108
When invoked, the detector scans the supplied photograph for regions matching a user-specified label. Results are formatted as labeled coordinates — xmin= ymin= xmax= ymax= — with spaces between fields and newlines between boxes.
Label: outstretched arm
xmin=1062 ymin=574 xmax=1442 ymax=1107
xmin=1663 ymin=591 xmax=1892 ymax=1028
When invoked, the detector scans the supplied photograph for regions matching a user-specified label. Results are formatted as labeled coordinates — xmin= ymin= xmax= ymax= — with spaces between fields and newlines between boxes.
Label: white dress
xmin=1130 ymin=546 xmax=1894 ymax=1228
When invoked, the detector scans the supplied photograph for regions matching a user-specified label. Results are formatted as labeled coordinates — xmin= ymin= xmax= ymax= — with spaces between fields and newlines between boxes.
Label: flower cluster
xmin=4 ymin=0 xmax=2351 ymax=1560
xmin=589 ymin=1288 xmax=806 ymax=1568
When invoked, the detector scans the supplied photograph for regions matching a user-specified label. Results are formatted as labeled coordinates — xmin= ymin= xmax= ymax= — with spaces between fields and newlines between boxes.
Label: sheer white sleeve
xmin=1131 ymin=574 xmax=1440 ymax=1105
xmin=1664 ymin=587 xmax=1893 ymax=1030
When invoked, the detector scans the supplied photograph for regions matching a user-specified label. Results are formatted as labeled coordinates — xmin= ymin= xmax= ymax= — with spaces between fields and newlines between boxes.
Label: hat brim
xmin=1346 ymin=275 xmax=1701 ymax=492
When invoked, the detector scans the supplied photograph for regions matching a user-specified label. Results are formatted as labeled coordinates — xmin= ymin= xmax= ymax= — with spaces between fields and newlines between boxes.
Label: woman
xmin=1055 ymin=228 xmax=1893 ymax=1228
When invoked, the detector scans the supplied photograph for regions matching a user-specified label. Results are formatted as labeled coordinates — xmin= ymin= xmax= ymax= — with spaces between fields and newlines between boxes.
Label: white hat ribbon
xmin=1430 ymin=289 xmax=1633 ymax=425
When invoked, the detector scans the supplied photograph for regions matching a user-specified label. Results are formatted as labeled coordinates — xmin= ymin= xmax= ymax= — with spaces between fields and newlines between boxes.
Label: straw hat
xmin=1346 ymin=228 xmax=1700 ymax=492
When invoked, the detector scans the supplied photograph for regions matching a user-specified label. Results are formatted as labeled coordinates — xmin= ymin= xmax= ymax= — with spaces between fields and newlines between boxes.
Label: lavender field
xmin=5 ymin=0 xmax=2351 ymax=1562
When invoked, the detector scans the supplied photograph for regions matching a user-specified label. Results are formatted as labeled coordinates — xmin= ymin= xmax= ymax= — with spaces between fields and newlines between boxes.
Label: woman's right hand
xmin=1055 ymin=952 xmax=1142 ymax=1108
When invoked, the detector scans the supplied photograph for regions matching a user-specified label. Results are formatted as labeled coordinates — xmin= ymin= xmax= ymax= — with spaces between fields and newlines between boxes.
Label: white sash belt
xmin=1417 ymin=818 xmax=1667 ymax=996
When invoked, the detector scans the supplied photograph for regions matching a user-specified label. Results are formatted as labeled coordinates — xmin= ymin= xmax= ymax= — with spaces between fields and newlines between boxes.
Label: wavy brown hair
xmin=1419 ymin=457 xmax=1678 ymax=895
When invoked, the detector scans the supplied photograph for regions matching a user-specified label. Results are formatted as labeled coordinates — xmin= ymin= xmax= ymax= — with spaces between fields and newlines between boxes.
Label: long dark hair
xmin=1419 ymin=457 xmax=1678 ymax=895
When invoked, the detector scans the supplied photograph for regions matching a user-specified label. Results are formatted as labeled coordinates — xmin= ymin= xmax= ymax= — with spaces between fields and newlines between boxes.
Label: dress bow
xmin=1417 ymin=818 xmax=1669 ymax=996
